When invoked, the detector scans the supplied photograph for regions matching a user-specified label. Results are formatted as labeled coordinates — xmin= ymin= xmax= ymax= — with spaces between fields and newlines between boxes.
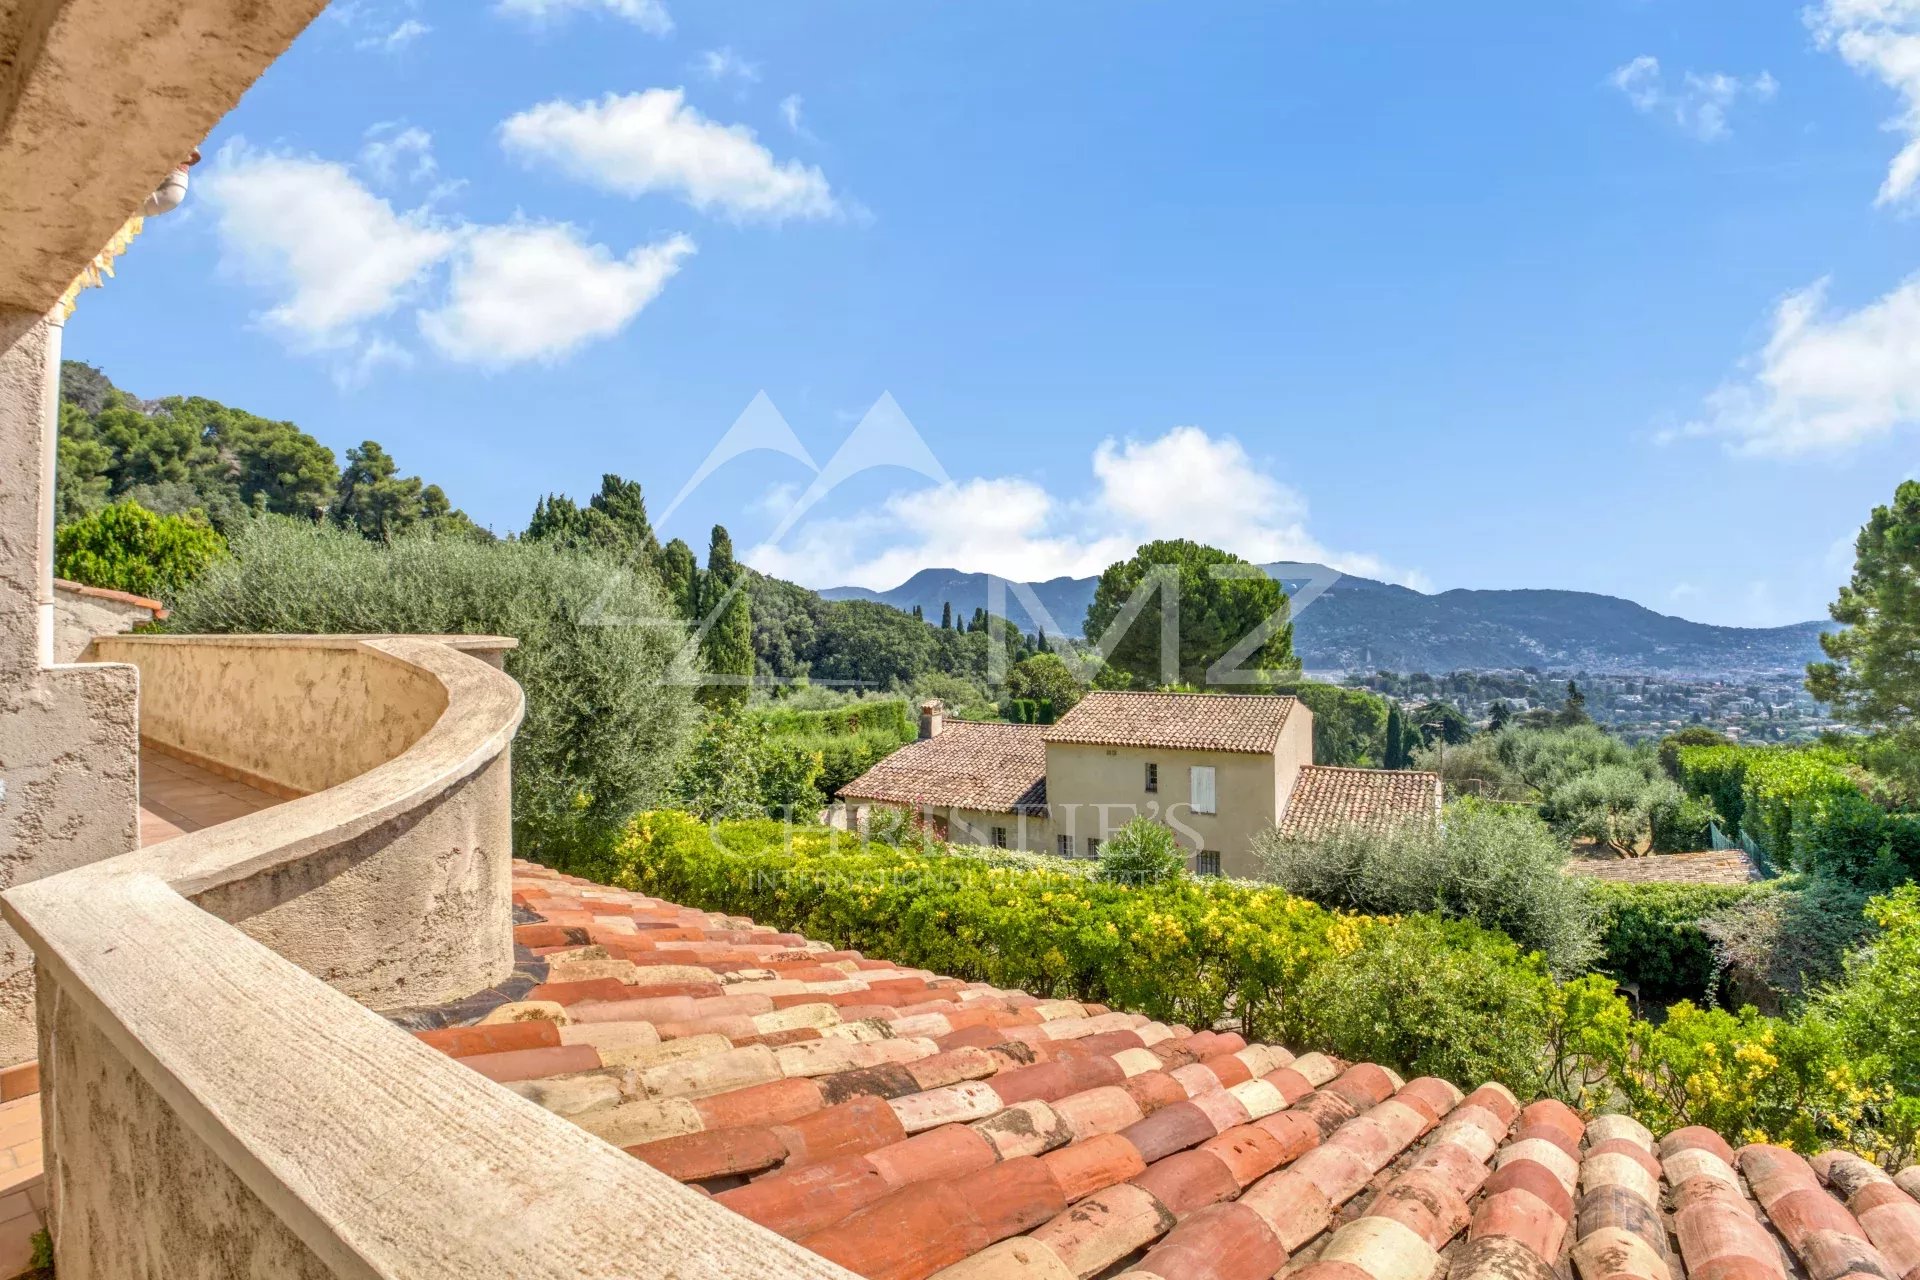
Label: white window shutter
xmin=1190 ymin=766 xmax=1216 ymax=814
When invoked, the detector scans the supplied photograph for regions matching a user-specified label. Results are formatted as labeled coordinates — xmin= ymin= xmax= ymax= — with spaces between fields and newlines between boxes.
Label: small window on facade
xmin=1056 ymin=834 xmax=1071 ymax=857
xmin=992 ymin=826 xmax=1008 ymax=849
xmin=1086 ymin=836 xmax=1100 ymax=858
xmin=1197 ymin=850 xmax=1222 ymax=878
xmin=1190 ymin=766 xmax=1218 ymax=814
xmin=1144 ymin=762 xmax=1158 ymax=793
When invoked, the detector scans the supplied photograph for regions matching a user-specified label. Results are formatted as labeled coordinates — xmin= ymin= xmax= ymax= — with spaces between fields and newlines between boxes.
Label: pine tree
xmin=1558 ymin=680 xmax=1590 ymax=727
xmin=940 ymin=601 xmax=953 ymax=630
xmin=1384 ymin=704 xmax=1407 ymax=769
xmin=1487 ymin=699 xmax=1511 ymax=733
xmin=697 ymin=525 xmax=753 ymax=712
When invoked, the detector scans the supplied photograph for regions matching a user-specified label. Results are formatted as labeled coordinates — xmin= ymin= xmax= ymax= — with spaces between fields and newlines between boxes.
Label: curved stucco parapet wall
xmin=90 ymin=633 xmax=519 ymax=799
xmin=0 ymin=634 xmax=859 ymax=1279
xmin=92 ymin=635 xmax=523 ymax=1010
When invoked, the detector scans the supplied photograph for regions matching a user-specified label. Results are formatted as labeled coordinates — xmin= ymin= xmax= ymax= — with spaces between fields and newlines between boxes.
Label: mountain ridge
xmin=820 ymin=563 xmax=1832 ymax=676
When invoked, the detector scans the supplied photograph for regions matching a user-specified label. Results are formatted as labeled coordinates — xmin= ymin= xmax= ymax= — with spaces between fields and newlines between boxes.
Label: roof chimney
xmin=918 ymin=699 xmax=946 ymax=740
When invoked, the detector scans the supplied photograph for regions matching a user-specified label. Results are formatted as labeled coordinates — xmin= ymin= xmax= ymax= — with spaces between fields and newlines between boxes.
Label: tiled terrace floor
xmin=402 ymin=861 xmax=1920 ymax=1280
xmin=138 ymin=744 xmax=280 ymax=847
xmin=0 ymin=1097 xmax=42 ymax=1275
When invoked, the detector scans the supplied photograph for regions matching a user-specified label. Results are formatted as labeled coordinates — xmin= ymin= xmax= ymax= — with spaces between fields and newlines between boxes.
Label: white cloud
xmin=779 ymin=94 xmax=809 ymax=138
xmin=745 ymin=425 xmax=1426 ymax=592
xmin=419 ymin=224 xmax=694 ymax=366
xmin=199 ymin=142 xmax=457 ymax=350
xmin=204 ymin=142 xmax=694 ymax=378
xmin=335 ymin=337 xmax=414 ymax=390
xmin=494 ymin=0 xmax=671 ymax=35
xmin=500 ymin=89 xmax=840 ymax=222
xmin=697 ymin=47 xmax=760 ymax=85
xmin=359 ymin=17 xmax=429 ymax=52
xmin=1809 ymin=0 xmax=1920 ymax=204
xmin=1686 ymin=273 xmax=1920 ymax=454
xmin=1609 ymin=55 xmax=1777 ymax=141
xmin=360 ymin=124 xmax=436 ymax=185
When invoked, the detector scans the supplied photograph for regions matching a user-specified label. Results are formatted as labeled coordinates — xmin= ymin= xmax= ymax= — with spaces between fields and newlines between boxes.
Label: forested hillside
xmin=54 ymin=362 xmax=482 ymax=541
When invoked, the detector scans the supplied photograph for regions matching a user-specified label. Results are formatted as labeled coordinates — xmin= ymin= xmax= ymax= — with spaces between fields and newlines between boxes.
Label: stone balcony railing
xmin=0 ymin=634 xmax=850 ymax=1277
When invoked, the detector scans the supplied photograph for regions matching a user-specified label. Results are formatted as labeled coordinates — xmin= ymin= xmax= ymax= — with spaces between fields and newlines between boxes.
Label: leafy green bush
xmin=747 ymin=698 xmax=916 ymax=804
xmin=165 ymin=516 xmax=699 ymax=862
xmin=671 ymin=715 xmax=825 ymax=820
xmin=1700 ymin=875 xmax=1875 ymax=1010
xmin=1675 ymin=743 xmax=1919 ymax=883
xmin=1256 ymin=802 xmax=1600 ymax=977
xmin=582 ymin=810 xmax=1919 ymax=1161
xmin=1812 ymin=885 xmax=1920 ymax=1157
xmin=1286 ymin=914 xmax=1563 ymax=1093
xmin=1588 ymin=880 xmax=1769 ymax=1003
xmin=1094 ymin=818 xmax=1187 ymax=886
xmin=54 ymin=499 xmax=225 ymax=600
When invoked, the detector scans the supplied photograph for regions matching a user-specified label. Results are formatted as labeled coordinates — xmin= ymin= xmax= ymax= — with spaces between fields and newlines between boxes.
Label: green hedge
xmin=1676 ymin=745 xmax=1920 ymax=885
xmin=749 ymin=699 xmax=918 ymax=804
xmin=750 ymin=699 xmax=915 ymax=740
xmin=564 ymin=812 xmax=1920 ymax=1163
xmin=583 ymin=811 xmax=1585 ymax=1093
xmin=1589 ymin=879 xmax=1782 ymax=1003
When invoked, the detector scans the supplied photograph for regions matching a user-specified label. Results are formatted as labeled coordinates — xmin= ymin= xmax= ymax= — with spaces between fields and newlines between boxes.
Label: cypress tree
xmin=658 ymin=538 xmax=698 ymax=619
xmin=1384 ymin=704 xmax=1407 ymax=769
xmin=912 ymin=604 xmax=924 ymax=621
xmin=940 ymin=601 xmax=953 ymax=630
xmin=697 ymin=524 xmax=753 ymax=712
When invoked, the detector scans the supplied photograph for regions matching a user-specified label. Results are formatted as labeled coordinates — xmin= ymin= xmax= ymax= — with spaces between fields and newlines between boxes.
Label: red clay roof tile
xmin=426 ymin=860 xmax=1910 ymax=1280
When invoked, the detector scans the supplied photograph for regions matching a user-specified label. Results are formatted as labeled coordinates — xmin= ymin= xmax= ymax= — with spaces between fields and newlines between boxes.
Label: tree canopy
xmin=1083 ymin=539 xmax=1298 ymax=690
xmin=1808 ymin=479 xmax=1920 ymax=737
xmin=55 ymin=362 xmax=479 ymax=540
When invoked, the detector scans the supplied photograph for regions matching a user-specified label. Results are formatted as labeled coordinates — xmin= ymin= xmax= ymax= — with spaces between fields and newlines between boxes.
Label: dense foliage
xmin=56 ymin=362 xmax=480 ymax=540
xmin=1256 ymin=802 xmax=1601 ymax=977
xmin=1094 ymin=817 xmax=1188 ymax=885
xmin=1808 ymin=480 xmax=1920 ymax=739
xmin=53 ymin=500 xmax=225 ymax=600
xmin=745 ymin=698 xmax=917 ymax=805
xmin=165 ymin=517 xmax=699 ymax=861
xmin=1675 ymin=743 xmax=1920 ymax=885
xmin=1084 ymin=540 xmax=1298 ymax=689
xmin=1587 ymin=880 xmax=1768 ymax=1003
xmin=575 ymin=812 xmax=1920 ymax=1163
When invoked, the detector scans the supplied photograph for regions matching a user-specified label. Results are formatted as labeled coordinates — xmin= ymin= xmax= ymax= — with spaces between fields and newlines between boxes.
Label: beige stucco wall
xmin=0 ymin=310 xmax=140 ymax=1068
xmin=1043 ymin=706 xmax=1314 ymax=878
xmin=36 ymin=972 xmax=335 ymax=1279
xmin=91 ymin=635 xmax=451 ymax=797
xmin=49 ymin=581 xmax=160 ymax=664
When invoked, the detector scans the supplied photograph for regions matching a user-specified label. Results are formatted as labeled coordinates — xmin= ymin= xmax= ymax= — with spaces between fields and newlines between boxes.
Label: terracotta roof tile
xmin=405 ymin=860 xmax=1920 ymax=1280
xmin=1040 ymin=691 xmax=1298 ymax=754
xmin=837 ymin=722 xmax=1048 ymax=815
xmin=1277 ymin=764 xmax=1443 ymax=839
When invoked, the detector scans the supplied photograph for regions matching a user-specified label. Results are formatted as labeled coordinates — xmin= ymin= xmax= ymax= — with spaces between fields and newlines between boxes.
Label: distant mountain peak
xmin=819 ymin=564 xmax=1829 ymax=676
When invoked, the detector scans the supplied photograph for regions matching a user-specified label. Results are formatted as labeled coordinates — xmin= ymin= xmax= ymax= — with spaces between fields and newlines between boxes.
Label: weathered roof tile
xmin=412 ymin=860 xmax=1920 ymax=1280
xmin=1041 ymin=691 xmax=1298 ymax=754
xmin=1277 ymin=764 xmax=1443 ymax=839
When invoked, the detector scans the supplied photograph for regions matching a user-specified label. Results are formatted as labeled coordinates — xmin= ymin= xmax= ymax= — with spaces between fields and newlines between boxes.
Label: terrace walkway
xmin=137 ymin=744 xmax=281 ymax=847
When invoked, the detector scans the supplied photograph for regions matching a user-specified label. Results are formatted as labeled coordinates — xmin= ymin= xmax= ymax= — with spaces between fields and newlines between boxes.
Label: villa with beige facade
xmin=838 ymin=692 xmax=1443 ymax=879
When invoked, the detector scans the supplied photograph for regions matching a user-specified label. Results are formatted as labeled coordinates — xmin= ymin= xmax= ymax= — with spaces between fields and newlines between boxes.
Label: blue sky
xmin=64 ymin=0 xmax=1920 ymax=627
